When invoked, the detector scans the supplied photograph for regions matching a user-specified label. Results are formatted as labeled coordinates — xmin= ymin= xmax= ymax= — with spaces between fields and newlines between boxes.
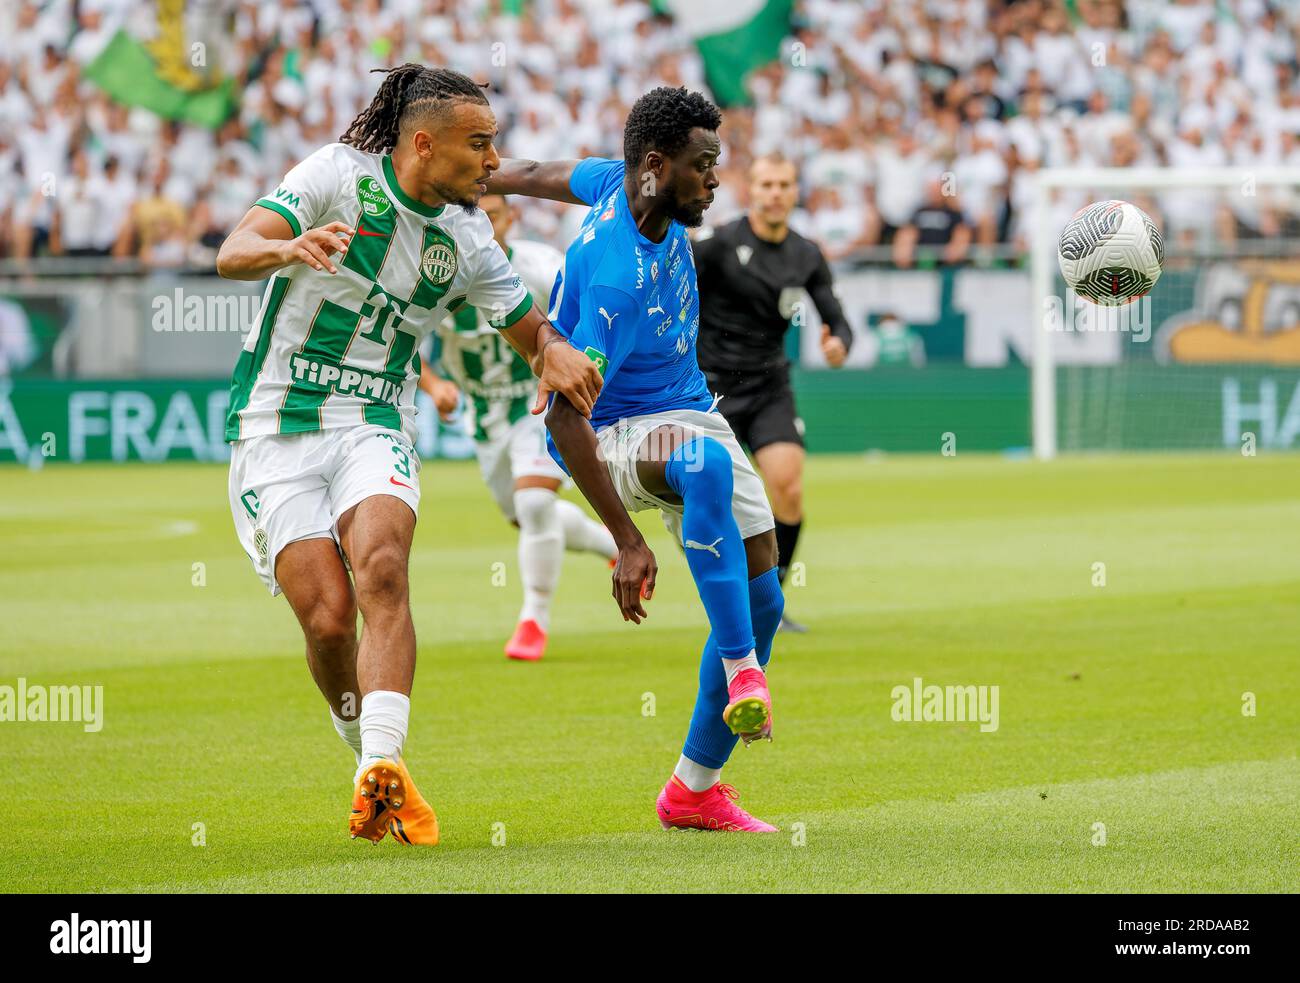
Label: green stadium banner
xmin=83 ymin=28 xmax=236 ymax=129
xmin=793 ymin=366 xmax=1030 ymax=454
xmin=0 ymin=380 xmax=476 ymax=464
xmin=3 ymin=369 xmax=1298 ymax=464
xmin=655 ymin=0 xmax=793 ymax=107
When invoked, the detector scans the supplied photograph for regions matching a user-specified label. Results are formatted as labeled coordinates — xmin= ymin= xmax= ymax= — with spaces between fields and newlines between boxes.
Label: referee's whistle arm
xmin=821 ymin=326 xmax=848 ymax=367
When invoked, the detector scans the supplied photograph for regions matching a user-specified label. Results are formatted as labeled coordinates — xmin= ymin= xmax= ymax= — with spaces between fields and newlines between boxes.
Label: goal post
xmin=1030 ymin=166 xmax=1300 ymax=459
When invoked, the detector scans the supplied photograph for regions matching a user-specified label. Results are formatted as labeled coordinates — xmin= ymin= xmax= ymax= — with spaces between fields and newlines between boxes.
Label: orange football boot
xmin=350 ymin=757 xmax=440 ymax=846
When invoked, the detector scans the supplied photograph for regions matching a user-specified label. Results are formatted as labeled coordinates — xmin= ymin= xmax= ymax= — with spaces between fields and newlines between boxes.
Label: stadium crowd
xmin=0 ymin=0 xmax=1298 ymax=269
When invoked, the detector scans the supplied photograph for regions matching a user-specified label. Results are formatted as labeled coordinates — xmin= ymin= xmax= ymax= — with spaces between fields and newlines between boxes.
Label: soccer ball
xmin=1057 ymin=199 xmax=1164 ymax=306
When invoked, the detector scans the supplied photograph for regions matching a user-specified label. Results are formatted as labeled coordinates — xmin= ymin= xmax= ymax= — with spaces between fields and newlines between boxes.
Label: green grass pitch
xmin=0 ymin=452 xmax=1296 ymax=893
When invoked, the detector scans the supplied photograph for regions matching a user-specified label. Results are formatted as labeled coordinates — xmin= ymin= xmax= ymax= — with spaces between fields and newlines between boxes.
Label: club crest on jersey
xmin=736 ymin=245 xmax=753 ymax=266
xmin=356 ymin=176 xmax=392 ymax=216
xmin=420 ymin=239 xmax=458 ymax=286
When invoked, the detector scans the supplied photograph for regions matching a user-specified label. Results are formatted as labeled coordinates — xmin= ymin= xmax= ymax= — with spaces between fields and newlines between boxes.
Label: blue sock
xmin=681 ymin=568 xmax=785 ymax=770
xmin=682 ymin=632 xmax=732 ymax=769
xmin=748 ymin=566 xmax=784 ymax=669
xmin=664 ymin=438 xmax=754 ymax=660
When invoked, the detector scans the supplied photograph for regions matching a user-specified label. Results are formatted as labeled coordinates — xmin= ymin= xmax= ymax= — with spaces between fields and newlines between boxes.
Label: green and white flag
xmin=655 ymin=0 xmax=793 ymax=107
xmin=83 ymin=2 xmax=236 ymax=130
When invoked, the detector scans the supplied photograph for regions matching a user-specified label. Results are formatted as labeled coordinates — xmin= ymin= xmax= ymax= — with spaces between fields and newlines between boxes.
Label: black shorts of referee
xmin=703 ymin=366 xmax=804 ymax=454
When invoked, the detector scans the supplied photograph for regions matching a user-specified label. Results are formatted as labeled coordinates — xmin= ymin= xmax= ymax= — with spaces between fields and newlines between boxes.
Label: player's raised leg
xmin=275 ymin=539 xmax=362 ymax=766
xmin=337 ymin=493 xmax=439 ymax=846
xmin=656 ymin=529 xmax=784 ymax=831
xmin=634 ymin=424 xmax=782 ymax=831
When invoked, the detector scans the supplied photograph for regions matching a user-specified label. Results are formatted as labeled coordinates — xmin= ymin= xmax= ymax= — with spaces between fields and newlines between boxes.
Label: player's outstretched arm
xmin=216 ymin=206 xmax=353 ymax=281
xmin=486 ymin=158 xmax=585 ymax=205
xmin=547 ymin=394 xmax=657 ymax=623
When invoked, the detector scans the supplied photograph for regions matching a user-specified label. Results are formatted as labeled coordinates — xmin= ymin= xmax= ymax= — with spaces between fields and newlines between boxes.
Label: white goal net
xmin=1029 ymin=167 xmax=1300 ymax=458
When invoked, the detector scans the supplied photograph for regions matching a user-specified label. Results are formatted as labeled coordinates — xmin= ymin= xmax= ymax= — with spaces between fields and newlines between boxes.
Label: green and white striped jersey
xmin=434 ymin=239 xmax=562 ymax=443
xmin=225 ymin=143 xmax=533 ymax=444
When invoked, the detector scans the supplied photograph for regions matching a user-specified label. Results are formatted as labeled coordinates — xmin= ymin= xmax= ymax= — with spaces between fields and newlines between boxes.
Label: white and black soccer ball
xmin=1057 ymin=200 xmax=1164 ymax=306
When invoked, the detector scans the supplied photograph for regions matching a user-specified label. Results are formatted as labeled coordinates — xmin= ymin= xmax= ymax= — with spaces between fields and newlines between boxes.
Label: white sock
xmin=330 ymin=707 xmax=362 ymax=767
xmin=674 ymin=755 xmax=722 ymax=793
xmin=514 ymin=487 xmax=564 ymax=631
xmin=356 ymin=690 xmax=410 ymax=780
xmin=720 ymin=650 xmax=761 ymax=685
xmin=555 ymin=499 xmax=616 ymax=559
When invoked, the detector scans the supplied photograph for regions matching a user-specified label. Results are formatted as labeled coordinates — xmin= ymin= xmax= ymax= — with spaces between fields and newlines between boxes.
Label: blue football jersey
xmin=546 ymin=157 xmax=714 ymax=466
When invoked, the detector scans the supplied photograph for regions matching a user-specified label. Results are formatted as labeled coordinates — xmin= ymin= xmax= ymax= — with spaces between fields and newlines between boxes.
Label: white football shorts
xmin=593 ymin=407 xmax=775 ymax=545
xmin=228 ymin=423 xmax=421 ymax=595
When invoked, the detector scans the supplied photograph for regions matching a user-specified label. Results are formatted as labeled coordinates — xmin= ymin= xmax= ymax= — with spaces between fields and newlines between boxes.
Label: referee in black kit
xmin=693 ymin=153 xmax=854 ymax=633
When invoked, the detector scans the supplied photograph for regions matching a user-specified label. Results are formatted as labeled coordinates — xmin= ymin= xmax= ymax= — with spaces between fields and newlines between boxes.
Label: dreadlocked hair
xmin=340 ymin=64 xmax=489 ymax=154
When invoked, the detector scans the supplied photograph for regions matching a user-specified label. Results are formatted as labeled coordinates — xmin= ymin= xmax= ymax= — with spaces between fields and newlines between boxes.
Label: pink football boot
xmin=656 ymin=776 xmax=778 ymax=832
xmin=505 ymin=619 xmax=547 ymax=661
xmin=723 ymin=667 xmax=772 ymax=744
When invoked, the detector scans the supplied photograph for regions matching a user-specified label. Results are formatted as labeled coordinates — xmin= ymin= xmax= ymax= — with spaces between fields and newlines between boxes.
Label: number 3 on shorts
xmin=391 ymin=445 xmax=411 ymax=478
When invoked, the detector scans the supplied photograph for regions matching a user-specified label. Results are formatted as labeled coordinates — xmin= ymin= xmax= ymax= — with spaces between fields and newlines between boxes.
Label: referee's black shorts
xmin=705 ymin=373 xmax=805 ymax=454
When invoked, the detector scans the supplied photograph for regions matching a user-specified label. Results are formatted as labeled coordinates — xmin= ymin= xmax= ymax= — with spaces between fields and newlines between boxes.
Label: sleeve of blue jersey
xmin=568 ymin=157 xmax=624 ymax=206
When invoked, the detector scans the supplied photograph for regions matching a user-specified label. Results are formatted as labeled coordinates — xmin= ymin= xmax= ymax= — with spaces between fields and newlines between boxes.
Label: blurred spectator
xmin=0 ymin=0 xmax=1298 ymax=268
xmin=50 ymin=149 xmax=107 ymax=258
xmin=892 ymin=177 xmax=973 ymax=268
xmin=115 ymin=162 xmax=189 ymax=268
xmin=870 ymin=312 xmax=926 ymax=368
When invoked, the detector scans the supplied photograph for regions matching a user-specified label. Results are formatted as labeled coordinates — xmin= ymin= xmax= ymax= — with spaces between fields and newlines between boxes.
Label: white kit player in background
xmin=215 ymin=65 xmax=602 ymax=847
xmin=420 ymin=194 xmax=616 ymax=662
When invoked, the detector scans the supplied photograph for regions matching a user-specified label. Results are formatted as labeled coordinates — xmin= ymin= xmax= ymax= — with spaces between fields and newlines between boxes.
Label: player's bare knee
xmin=353 ymin=544 xmax=410 ymax=608
xmin=304 ymin=600 xmax=356 ymax=654
xmin=774 ymin=477 xmax=802 ymax=516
